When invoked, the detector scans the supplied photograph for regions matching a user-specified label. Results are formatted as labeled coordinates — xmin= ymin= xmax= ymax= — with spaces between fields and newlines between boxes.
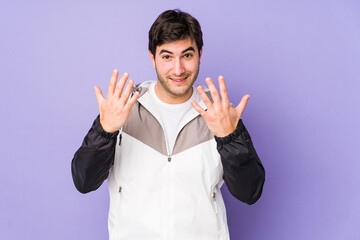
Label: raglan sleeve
xmin=71 ymin=115 xmax=119 ymax=194
xmin=215 ymin=119 xmax=265 ymax=205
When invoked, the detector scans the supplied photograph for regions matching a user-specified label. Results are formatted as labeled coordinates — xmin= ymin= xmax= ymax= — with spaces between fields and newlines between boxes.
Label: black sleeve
xmin=71 ymin=115 xmax=119 ymax=194
xmin=215 ymin=119 xmax=265 ymax=205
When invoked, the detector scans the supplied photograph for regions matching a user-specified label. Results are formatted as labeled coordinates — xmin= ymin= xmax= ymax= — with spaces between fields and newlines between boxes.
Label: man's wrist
xmin=100 ymin=121 xmax=118 ymax=134
xmin=95 ymin=116 xmax=119 ymax=139
xmin=214 ymin=119 xmax=244 ymax=145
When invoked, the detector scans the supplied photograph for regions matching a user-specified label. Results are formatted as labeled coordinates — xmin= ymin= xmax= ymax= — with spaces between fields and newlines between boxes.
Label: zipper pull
xmin=168 ymin=155 xmax=171 ymax=162
xmin=118 ymin=134 xmax=122 ymax=145
xmin=212 ymin=192 xmax=218 ymax=213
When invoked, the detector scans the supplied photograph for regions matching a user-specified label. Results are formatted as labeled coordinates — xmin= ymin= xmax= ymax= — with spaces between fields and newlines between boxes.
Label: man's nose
xmin=173 ymin=58 xmax=185 ymax=76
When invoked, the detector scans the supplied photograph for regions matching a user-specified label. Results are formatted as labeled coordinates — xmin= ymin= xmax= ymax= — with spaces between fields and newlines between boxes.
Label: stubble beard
xmin=155 ymin=66 xmax=200 ymax=98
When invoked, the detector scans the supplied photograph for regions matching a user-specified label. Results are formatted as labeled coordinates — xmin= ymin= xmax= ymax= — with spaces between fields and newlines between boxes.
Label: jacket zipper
xmin=164 ymin=128 xmax=171 ymax=162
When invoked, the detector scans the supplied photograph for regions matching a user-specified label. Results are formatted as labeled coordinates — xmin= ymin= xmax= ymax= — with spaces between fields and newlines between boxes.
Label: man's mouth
xmin=170 ymin=75 xmax=189 ymax=84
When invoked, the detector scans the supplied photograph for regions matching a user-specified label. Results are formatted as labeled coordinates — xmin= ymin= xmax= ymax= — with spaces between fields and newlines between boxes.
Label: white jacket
xmin=71 ymin=81 xmax=265 ymax=240
xmin=108 ymin=82 xmax=229 ymax=239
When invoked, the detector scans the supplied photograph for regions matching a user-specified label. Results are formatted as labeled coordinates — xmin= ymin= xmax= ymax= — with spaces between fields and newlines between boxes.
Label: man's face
xmin=150 ymin=38 xmax=202 ymax=104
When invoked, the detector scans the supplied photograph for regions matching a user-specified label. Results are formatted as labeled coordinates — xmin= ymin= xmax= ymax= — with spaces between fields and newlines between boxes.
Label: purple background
xmin=1 ymin=0 xmax=359 ymax=239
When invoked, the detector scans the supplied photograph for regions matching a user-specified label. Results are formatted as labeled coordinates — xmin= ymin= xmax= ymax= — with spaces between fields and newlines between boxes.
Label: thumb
xmin=235 ymin=94 xmax=250 ymax=118
xmin=94 ymin=86 xmax=104 ymax=106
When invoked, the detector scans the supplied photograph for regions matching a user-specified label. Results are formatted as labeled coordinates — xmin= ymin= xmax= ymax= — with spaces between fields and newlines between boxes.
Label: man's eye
xmin=162 ymin=55 xmax=170 ymax=60
xmin=184 ymin=53 xmax=193 ymax=58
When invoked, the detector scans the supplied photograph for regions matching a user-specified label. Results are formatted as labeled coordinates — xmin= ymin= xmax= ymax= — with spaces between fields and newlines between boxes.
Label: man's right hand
xmin=94 ymin=69 xmax=140 ymax=133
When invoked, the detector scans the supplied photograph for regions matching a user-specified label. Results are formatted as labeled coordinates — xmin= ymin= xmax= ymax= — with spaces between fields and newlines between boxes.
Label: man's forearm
xmin=71 ymin=115 xmax=119 ymax=194
xmin=215 ymin=119 xmax=265 ymax=205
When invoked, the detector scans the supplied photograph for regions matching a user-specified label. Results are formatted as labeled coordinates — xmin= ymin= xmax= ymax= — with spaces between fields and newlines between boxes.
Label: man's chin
xmin=169 ymin=85 xmax=193 ymax=97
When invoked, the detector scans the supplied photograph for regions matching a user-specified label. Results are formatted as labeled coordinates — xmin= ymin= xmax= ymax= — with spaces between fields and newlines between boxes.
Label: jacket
xmin=71 ymin=81 xmax=265 ymax=240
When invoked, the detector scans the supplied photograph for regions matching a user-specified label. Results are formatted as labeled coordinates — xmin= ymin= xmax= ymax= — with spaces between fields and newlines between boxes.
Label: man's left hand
xmin=191 ymin=76 xmax=250 ymax=138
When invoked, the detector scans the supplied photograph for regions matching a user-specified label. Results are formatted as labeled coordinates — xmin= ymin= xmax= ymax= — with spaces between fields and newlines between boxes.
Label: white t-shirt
xmin=149 ymin=82 xmax=201 ymax=154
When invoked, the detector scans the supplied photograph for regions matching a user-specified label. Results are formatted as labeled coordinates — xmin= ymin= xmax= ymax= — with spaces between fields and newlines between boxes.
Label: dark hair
xmin=148 ymin=9 xmax=203 ymax=56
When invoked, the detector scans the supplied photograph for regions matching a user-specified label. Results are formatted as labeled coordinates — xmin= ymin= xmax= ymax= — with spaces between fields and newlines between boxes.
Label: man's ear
xmin=149 ymin=50 xmax=155 ymax=69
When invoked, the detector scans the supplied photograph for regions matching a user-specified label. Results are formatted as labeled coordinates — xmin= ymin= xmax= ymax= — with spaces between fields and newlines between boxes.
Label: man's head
xmin=148 ymin=9 xmax=203 ymax=57
xmin=148 ymin=9 xmax=203 ymax=104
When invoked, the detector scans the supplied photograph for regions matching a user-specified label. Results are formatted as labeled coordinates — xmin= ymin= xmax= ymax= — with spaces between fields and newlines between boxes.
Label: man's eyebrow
xmin=159 ymin=49 xmax=173 ymax=55
xmin=181 ymin=47 xmax=195 ymax=53
xmin=158 ymin=47 xmax=196 ymax=55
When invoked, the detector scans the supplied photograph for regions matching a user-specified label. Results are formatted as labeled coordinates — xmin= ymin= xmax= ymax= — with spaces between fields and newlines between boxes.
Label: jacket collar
xmin=137 ymin=82 xmax=208 ymax=133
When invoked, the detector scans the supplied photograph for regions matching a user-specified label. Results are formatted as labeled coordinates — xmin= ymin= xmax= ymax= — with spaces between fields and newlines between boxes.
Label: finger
xmin=106 ymin=69 xmax=119 ymax=98
xmin=197 ymin=85 xmax=214 ymax=111
xmin=205 ymin=77 xmax=221 ymax=105
xmin=191 ymin=100 xmax=207 ymax=117
xmin=119 ymin=79 xmax=134 ymax=106
xmin=235 ymin=94 xmax=250 ymax=118
xmin=114 ymin=72 xmax=129 ymax=99
xmin=94 ymin=86 xmax=104 ymax=106
xmin=123 ymin=90 xmax=140 ymax=112
xmin=218 ymin=76 xmax=230 ymax=108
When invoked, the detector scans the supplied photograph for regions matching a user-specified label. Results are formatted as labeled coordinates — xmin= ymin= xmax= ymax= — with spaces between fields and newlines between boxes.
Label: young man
xmin=72 ymin=9 xmax=265 ymax=240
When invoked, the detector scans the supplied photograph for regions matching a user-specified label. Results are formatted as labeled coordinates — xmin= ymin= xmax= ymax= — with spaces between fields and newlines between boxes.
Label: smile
xmin=170 ymin=76 xmax=189 ymax=83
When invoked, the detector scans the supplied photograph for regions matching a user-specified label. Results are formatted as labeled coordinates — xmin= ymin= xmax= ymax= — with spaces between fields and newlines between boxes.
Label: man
xmin=72 ymin=9 xmax=265 ymax=240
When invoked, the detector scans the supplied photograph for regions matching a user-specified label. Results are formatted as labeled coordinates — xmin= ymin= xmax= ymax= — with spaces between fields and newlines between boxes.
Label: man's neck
xmin=154 ymin=83 xmax=193 ymax=104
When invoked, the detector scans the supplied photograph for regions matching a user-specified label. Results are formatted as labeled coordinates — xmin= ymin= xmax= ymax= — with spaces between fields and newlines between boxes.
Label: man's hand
xmin=191 ymin=76 xmax=250 ymax=137
xmin=94 ymin=70 xmax=139 ymax=133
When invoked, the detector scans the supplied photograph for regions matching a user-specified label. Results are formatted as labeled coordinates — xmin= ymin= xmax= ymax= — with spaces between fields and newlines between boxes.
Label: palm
xmin=94 ymin=70 xmax=139 ymax=133
xmin=191 ymin=76 xmax=249 ymax=137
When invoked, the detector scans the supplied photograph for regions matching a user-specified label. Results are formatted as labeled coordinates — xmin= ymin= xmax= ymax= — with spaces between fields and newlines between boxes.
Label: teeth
xmin=171 ymin=77 xmax=187 ymax=81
